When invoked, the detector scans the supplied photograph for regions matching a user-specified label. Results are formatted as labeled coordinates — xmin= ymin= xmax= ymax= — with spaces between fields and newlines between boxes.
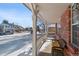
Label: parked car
xmin=0 ymin=32 xmax=5 ymax=35
xmin=5 ymin=30 xmax=14 ymax=35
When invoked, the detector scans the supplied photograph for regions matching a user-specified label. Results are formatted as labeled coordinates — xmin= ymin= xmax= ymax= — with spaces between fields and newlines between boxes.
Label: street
xmin=0 ymin=32 xmax=32 ymax=56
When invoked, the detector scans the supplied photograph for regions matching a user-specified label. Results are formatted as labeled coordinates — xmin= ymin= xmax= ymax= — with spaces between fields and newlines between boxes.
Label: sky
xmin=0 ymin=3 xmax=32 ymax=28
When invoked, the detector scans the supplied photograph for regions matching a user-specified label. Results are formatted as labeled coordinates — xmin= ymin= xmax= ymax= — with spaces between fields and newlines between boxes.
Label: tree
xmin=37 ymin=26 xmax=40 ymax=32
xmin=2 ymin=20 xmax=9 ymax=24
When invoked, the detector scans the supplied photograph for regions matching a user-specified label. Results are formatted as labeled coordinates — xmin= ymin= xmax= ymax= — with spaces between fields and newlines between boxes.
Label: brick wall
xmin=60 ymin=6 xmax=71 ymax=44
xmin=60 ymin=6 xmax=75 ymax=55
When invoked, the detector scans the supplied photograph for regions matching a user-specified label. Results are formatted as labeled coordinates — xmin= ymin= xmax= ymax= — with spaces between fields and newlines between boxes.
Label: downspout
xmin=56 ymin=23 xmax=58 ymax=34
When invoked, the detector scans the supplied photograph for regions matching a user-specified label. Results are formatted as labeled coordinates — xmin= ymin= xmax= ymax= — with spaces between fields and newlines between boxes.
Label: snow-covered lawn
xmin=0 ymin=32 xmax=32 ymax=56
xmin=0 ymin=32 xmax=30 ymax=44
xmin=7 ymin=43 xmax=32 ymax=56
xmin=0 ymin=32 xmax=30 ymax=40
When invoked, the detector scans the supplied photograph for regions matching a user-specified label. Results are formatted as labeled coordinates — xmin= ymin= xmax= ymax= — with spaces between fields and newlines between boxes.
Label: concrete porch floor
xmin=38 ymin=37 xmax=65 ymax=56
xmin=38 ymin=39 xmax=52 ymax=56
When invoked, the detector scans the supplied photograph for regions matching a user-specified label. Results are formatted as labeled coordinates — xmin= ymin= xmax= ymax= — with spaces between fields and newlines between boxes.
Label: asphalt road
xmin=0 ymin=33 xmax=32 ymax=56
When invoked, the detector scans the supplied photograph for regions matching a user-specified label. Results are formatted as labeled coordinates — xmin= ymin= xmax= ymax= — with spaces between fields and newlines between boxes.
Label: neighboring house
xmin=0 ymin=25 xmax=4 ymax=35
xmin=0 ymin=22 xmax=14 ymax=35
xmin=0 ymin=20 xmax=25 ymax=35
xmin=14 ymin=25 xmax=25 ymax=33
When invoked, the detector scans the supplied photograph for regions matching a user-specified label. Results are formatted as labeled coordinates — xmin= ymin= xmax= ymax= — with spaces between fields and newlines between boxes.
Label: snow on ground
xmin=0 ymin=32 xmax=30 ymax=44
xmin=0 ymin=32 xmax=30 ymax=40
xmin=7 ymin=43 xmax=32 ymax=56
xmin=0 ymin=32 xmax=32 ymax=56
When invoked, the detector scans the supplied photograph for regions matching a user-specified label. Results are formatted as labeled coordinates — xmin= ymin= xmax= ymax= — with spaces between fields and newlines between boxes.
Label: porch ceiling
xmin=24 ymin=3 xmax=71 ymax=24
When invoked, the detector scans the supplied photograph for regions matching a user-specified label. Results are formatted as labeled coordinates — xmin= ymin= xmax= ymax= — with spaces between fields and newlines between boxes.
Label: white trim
xmin=71 ymin=4 xmax=73 ymax=44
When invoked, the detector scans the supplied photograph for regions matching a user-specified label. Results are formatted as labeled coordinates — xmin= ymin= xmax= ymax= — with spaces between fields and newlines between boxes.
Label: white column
xmin=45 ymin=20 xmax=48 ymax=41
xmin=32 ymin=11 xmax=37 ymax=56
xmin=32 ymin=4 xmax=39 ymax=56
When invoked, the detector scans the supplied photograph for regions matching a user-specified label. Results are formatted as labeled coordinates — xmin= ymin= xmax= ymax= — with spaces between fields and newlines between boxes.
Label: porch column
xmin=32 ymin=4 xmax=38 ymax=56
xmin=45 ymin=20 xmax=48 ymax=40
xmin=32 ymin=13 xmax=37 ymax=56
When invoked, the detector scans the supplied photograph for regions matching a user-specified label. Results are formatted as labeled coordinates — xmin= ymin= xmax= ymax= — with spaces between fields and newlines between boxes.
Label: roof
xmin=24 ymin=3 xmax=71 ymax=24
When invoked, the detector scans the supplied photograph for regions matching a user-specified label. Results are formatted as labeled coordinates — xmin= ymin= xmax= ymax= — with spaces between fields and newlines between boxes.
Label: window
xmin=72 ymin=3 xmax=79 ymax=47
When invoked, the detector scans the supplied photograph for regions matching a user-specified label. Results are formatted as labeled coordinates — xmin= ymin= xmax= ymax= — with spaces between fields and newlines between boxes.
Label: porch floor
xmin=38 ymin=37 xmax=65 ymax=56
xmin=38 ymin=39 xmax=52 ymax=56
